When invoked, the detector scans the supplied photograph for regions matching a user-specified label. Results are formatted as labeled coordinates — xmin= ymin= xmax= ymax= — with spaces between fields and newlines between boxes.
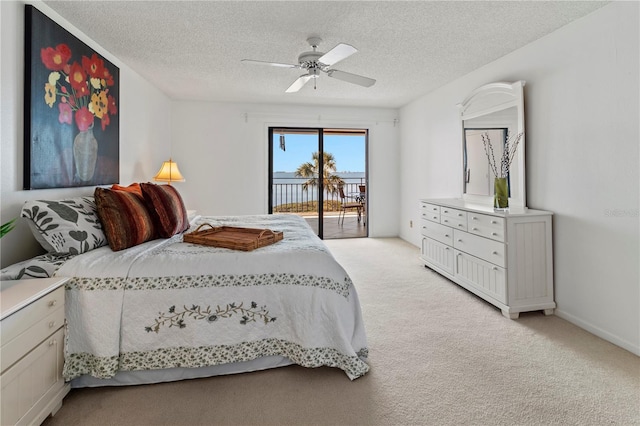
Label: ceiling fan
xmin=241 ymin=37 xmax=376 ymax=93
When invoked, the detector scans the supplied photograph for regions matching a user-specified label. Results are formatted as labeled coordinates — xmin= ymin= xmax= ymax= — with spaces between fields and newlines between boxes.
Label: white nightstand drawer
xmin=453 ymin=230 xmax=506 ymax=267
xmin=421 ymin=220 xmax=453 ymax=246
xmin=0 ymin=286 xmax=64 ymax=344
xmin=0 ymin=328 xmax=65 ymax=426
xmin=1 ymin=307 xmax=65 ymax=373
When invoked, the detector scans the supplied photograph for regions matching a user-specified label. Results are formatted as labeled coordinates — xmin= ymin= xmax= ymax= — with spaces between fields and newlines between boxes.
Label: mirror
xmin=458 ymin=81 xmax=526 ymax=208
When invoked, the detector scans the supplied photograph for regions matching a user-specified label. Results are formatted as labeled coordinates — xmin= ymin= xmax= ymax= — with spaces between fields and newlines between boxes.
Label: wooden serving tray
xmin=183 ymin=224 xmax=283 ymax=251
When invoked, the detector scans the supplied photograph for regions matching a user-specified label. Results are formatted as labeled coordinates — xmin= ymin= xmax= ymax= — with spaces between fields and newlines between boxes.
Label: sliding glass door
xmin=269 ymin=127 xmax=367 ymax=239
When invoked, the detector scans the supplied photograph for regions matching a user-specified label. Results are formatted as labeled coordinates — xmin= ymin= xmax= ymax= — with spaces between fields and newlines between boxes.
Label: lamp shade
xmin=153 ymin=159 xmax=185 ymax=184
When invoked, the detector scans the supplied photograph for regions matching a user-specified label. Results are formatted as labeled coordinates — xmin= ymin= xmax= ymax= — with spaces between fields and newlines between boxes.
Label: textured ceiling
xmin=43 ymin=1 xmax=608 ymax=108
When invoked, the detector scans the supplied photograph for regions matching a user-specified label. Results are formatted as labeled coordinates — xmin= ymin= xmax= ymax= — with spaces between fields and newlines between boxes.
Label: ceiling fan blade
xmin=241 ymin=59 xmax=299 ymax=69
xmin=318 ymin=43 xmax=357 ymax=66
xmin=286 ymin=75 xmax=313 ymax=93
xmin=327 ymin=69 xmax=376 ymax=87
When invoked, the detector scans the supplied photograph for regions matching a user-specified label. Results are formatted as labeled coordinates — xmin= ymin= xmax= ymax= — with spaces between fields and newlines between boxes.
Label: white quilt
xmin=58 ymin=214 xmax=369 ymax=381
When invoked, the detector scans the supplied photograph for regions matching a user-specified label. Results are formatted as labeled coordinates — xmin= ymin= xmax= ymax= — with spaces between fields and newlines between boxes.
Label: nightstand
xmin=1 ymin=277 xmax=70 ymax=425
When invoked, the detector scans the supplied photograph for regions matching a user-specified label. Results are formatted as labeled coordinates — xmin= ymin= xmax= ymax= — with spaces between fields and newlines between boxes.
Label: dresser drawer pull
xmin=491 ymin=220 xmax=498 ymax=224
xmin=472 ymin=227 xmax=478 ymax=231
xmin=458 ymin=224 xmax=463 ymax=227
xmin=492 ymin=267 xmax=498 ymax=271
xmin=458 ymin=213 xmax=463 ymax=217
xmin=49 ymin=339 xmax=57 ymax=347
xmin=49 ymin=321 xmax=57 ymax=328
xmin=48 ymin=300 xmax=57 ymax=307
xmin=444 ymin=247 xmax=450 ymax=251
xmin=471 ymin=216 xmax=477 ymax=220
xmin=444 ymin=234 xmax=449 ymax=238
xmin=492 ymin=251 xmax=499 ymax=255
xmin=443 ymin=219 xmax=448 ymax=223
xmin=443 ymin=210 xmax=449 ymax=213
xmin=457 ymin=239 xmax=462 ymax=242
xmin=432 ymin=207 xmax=438 ymax=211
xmin=491 ymin=232 xmax=498 ymax=236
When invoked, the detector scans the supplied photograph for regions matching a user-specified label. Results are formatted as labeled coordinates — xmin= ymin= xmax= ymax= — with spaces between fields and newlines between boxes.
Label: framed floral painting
xmin=24 ymin=5 xmax=119 ymax=189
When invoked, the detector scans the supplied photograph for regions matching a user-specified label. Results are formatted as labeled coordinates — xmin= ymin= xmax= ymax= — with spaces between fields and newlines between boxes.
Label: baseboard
xmin=555 ymin=308 xmax=639 ymax=356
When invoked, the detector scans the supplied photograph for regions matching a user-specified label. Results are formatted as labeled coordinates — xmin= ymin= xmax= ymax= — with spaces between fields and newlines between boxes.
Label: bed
xmin=2 ymin=190 xmax=369 ymax=387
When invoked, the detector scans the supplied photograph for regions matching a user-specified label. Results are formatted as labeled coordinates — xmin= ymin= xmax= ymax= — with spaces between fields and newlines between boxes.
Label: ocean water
xmin=272 ymin=172 xmax=365 ymax=207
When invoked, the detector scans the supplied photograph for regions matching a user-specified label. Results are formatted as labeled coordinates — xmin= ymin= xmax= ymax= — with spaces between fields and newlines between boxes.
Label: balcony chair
xmin=338 ymin=186 xmax=363 ymax=225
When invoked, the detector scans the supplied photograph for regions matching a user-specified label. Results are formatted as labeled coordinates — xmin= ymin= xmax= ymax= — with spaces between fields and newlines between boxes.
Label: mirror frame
xmin=458 ymin=81 xmax=526 ymax=208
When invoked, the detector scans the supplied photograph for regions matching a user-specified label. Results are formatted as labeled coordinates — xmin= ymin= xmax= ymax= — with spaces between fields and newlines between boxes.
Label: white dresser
xmin=1 ymin=278 xmax=70 ymax=425
xmin=419 ymin=199 xmax=555 ymax=318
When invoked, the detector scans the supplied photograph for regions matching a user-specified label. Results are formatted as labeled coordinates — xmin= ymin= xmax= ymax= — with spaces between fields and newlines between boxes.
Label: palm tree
xmin=295 ymin=151 xmax=344 ymax=195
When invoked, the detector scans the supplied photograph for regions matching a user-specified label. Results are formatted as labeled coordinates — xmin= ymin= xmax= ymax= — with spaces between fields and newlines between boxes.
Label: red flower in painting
xmin=101 ymin=68 xmax=115 ymax=87
xmin=75 ymin=106 xmax=94 ymax=132
xmin=40 ymin=44 xmax=72 ymax=71
xmin=69 ymin=62 xmax=89 ymax=96
xmin=107 ymin=94 xmax=117 ymax=115
xmin=82 ymin=53 xmax=105 ymax=79
xmin=41 ymin=44 xmax=117 ymax=132
xmin=100 ymin=112 xmax=110 ymax=131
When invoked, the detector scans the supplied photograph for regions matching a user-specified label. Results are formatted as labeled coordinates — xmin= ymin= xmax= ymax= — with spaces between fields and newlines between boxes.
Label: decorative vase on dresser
xmin=419 ymin=199 xmax=555 ymax=319
xmin=0 ymin=277 xmax=70 ymax=425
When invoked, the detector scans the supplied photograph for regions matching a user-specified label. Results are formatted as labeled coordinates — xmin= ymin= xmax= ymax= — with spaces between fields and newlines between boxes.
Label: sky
xmin=272 ymin=133 xmax=365 ymax=173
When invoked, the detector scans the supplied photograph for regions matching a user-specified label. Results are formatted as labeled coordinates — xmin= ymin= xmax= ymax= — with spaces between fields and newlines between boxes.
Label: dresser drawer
xmin=453 ymin=230 xmax=506 ymax=267
xmin=468 ymin=213 xmax=505 ymax=242
xmin=420 ymin=202 xmax=440 ymax=223
xmin=440 ymin=207 xmax=467 ymax=230
xmin=421 ymin=220 xmax=453 ymax=246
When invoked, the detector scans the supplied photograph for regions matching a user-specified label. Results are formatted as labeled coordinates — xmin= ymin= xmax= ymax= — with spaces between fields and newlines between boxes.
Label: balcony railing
xmin=272 ymin=180 xmax=365 ymax=214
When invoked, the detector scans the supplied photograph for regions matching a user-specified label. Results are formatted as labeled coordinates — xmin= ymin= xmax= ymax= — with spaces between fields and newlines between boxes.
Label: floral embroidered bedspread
xmin=58 ymin=214 xmax=369 ymax=381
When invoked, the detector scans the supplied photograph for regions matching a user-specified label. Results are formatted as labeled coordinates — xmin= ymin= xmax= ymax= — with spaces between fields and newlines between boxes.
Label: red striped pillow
xmin=140 ymin=183 xmax=189 ymax=238
xmin=94 ymin=187 xmax=156 ymax=251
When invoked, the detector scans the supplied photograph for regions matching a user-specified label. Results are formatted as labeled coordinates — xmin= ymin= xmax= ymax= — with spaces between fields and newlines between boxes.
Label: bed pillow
xmin=0 ymin=253 xmax=74 ymax=280
xmin=111 ymin=182 xmax=143 ymax=198
xmin=21 ymin=197 xmax=107 ymax=255
xmin=94 ymin=187 xmax=156 ymax=251
xmin=140 ymin=183 xmax=189 ymax=238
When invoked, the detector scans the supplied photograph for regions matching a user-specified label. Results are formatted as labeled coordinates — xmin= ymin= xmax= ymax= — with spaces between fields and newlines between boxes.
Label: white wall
xmin=0 ymin=1 xmax=172 ymax=267
xmin=171 ymin=101 xmax=400 ymax=237
xmin=399 ymin=2 xmax=639 ymax=355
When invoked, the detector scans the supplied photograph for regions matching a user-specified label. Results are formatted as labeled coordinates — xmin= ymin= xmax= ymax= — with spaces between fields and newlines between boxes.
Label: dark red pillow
xmin=140 ymin=183 xmax=189 ymax=238
xmin=94 ymin=187 xmax=156 ymax=251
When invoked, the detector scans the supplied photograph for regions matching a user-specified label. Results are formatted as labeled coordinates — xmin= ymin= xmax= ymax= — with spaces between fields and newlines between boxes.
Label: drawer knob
xmin=471 ymin=216 xmax=477 ymax=220
xmin=48 ymin=300 xmax=57 ymax=307
xmin=49 ymin=321 xmax=56 ymax=328
xmin=491 ymin=220 xmax=497 ymax=224
xmin=472 ymin=227 xmax=478 ymax=231
xmin=444 ymin=234 xmax=449 ymax=238
xmin=443 ymin=210 xmax=448 ymax=213
xmin=458 ymin=213 xmax=463 ymax=217
xmin=492 ymin=251 xmax=498 ymax=255
xmin=443 ymin=219 xmax=448 ymax=223
xmin=491 ymin=232 xmax=497 ymax=236
xmin=445 ymin=247 xmax=449 ymax=251
xmin=457 ymin=239 xmax=462 ymax=242
xmin=49 ymin=340 xmax=57 ymax=347
xmin=492 ymin=267 xmax=498 ymax=271
xmin=458 ymin=224 xmax=463 ymax=227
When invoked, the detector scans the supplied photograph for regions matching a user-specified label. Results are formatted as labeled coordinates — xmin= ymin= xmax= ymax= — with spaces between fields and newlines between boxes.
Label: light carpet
xmin=43 ymin=237 xmax=639 ymax=426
